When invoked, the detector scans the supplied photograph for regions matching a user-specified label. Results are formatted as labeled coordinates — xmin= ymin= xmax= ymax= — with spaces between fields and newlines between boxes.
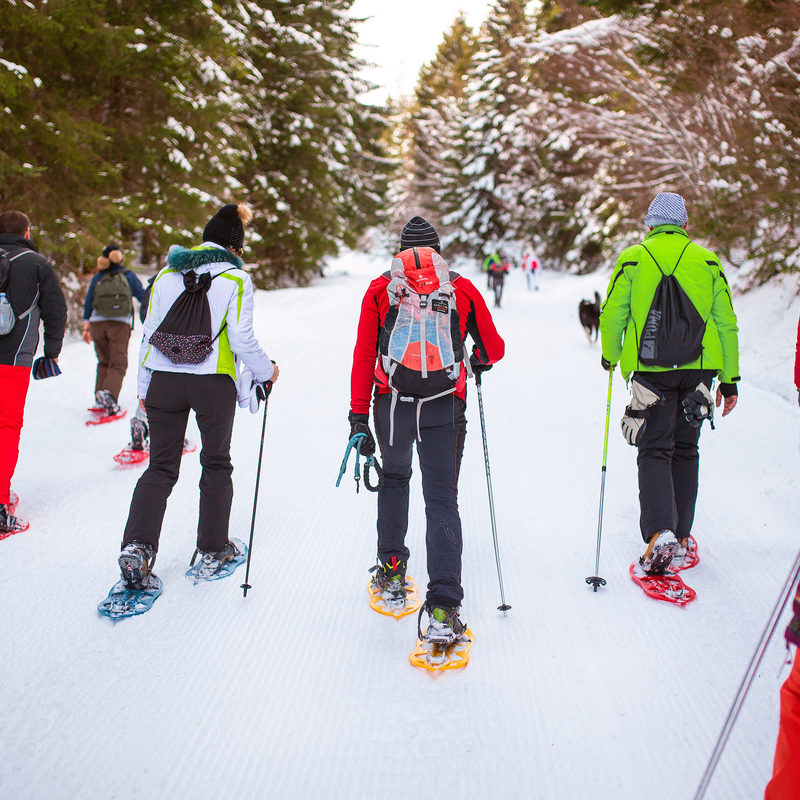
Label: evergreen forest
xmin=2 ymin=0 xmax=799 ymax=313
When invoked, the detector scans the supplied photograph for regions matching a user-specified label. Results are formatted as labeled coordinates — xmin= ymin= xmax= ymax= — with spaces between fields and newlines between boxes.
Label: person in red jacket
xmin=349 ymin=216 xmax=505 ymax=643
xmin=764 ymin=584 xmax=800 ymax=799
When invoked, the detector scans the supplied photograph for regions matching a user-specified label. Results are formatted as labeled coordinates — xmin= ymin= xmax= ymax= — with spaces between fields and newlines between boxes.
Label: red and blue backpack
xmin=374 ymin=247 xmax=469 ymax=403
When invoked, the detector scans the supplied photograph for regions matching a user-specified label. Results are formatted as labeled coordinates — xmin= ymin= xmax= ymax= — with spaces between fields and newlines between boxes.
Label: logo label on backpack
xmin=431 ymin=299 xmax=448 ymax=314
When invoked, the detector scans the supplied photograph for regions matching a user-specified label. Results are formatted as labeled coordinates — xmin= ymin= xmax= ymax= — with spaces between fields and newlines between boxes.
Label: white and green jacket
xmin=137 ymin=242 xmax=274 ymax=398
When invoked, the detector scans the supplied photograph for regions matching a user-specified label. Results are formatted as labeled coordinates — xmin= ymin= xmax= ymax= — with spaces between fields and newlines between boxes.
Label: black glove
xmin=255 ymin=381 xmax=272 ymax=402
xmin=601 ymin=356 xmax=612 ymax=371
xmin=682 ymin=383 xmax=714 ymax=428
xmin=348 ymin=411 xmax=376 ymax=456
xmin=470 ymin=346 xmax=493 ymax=374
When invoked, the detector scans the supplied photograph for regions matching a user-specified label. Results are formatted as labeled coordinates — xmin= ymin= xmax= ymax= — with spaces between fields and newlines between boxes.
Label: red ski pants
xmin=765 ymin=654 xmax=800 ymax=799
xmin=0 ymin=365 xmax=31 ymax=505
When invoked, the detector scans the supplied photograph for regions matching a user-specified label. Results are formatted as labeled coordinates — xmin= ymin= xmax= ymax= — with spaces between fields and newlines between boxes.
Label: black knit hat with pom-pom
xmin=203 ymin=204 xmax=252 ymax=250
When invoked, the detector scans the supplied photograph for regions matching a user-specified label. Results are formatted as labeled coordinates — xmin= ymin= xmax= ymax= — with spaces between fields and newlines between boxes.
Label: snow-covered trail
xmin=1 ymin=252 xmax=799 ymax=800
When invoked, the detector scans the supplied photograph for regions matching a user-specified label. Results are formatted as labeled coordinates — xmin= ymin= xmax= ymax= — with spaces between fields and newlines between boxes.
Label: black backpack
xmin=148 ymin=268 xmax=235 ymax=365
xmin=638 ymin=243 xmax=706 ymax=368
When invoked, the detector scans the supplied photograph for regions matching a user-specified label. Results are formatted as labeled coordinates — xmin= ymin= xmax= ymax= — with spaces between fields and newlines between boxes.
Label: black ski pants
xmin=635 ymin=369 xmax=715 ymax=543
xmin=374 ymin=391 xmax=467 ymax=609
xmin=122 ymin=371 xmax=236 ymax=554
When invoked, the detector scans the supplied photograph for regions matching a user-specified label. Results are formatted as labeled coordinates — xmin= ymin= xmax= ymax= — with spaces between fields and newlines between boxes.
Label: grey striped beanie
xmin=644 ymin=193 xmax=688 ymax=228
xmin=400 ymin=216 xmax=440 ymax=253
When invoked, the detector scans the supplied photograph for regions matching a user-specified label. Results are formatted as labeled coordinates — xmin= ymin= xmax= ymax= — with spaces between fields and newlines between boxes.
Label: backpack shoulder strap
xmin=641 ymin=242 xmax=691 ymax=277
xmin=640 ymin=245 xmax=665 ymax=276
xmin=207 ymin=267 xmax=240 ymax=342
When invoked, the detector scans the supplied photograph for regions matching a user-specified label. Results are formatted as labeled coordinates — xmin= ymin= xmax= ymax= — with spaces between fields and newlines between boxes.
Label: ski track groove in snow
xmin=1 ymin=254 xmax=798 ymax=799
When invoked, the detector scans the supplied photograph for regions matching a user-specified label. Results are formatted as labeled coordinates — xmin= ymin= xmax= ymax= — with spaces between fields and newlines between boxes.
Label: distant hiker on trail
xmin=522 ymin=251 xmax=539 ymax=291
xmin=482 ymin=251 xmax=500 ymax=290
xmin=600 ymin=192 xmax=739 ymax=578
xmin=0 ymin=209 xmax=67 ymax=534
xmin=116 ymin=203 xmax=279 ymax=591
xmin=82 ymin=244 xmax=146 ymax=416
xmin=482 ymin=251 xmax=509 ymax=308
xmin=350 ymin=215 xmax=505 ymax=644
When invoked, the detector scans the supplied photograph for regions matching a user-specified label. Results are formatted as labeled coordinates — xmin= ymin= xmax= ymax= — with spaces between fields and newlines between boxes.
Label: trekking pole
xmin=475 ymin=370 xmax=511 ymax=615
xmin=241 ymin=381 xmax=272 ymax=598
xmin=586 ymin=366 xmax=614 ymax=592
xmin=693 ymin=546 xmax=800 ymax=800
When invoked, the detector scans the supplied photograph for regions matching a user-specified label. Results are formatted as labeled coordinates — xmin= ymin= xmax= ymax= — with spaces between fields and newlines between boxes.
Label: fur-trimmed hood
xmin=166 ymin=245 xmax=243 ymax=273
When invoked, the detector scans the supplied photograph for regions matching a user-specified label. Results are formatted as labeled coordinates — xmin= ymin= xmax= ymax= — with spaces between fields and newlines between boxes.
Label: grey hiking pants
xmin=373 ymin=391 xmax=467 ymax=608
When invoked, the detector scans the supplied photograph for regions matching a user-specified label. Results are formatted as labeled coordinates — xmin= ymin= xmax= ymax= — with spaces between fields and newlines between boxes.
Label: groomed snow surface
xmin=2 ymin=252 xmax=799 ymax=799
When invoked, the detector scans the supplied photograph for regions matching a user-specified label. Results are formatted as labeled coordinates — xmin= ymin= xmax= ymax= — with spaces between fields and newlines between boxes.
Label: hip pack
xmin=638 ymin=243 xmax=706 ymax=368
xmin=149 ymin=268 xmax=235 ymax=365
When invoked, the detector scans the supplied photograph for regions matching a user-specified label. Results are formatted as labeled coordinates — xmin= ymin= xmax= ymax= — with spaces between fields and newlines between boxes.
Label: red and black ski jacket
xmin=351 ymin=262 xmax=505 ymax=414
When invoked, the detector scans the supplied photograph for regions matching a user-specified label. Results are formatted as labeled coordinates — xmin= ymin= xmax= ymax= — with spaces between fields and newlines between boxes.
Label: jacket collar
xmin=0 ymin=233 xmax=37 ymax=253
xmin=166 ymin=245 xmax=243 ymax=273
xmin=644 ymin=224 xmax=689 ymax=241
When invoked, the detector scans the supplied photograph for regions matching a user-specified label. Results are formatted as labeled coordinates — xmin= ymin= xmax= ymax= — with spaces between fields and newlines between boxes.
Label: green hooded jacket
xmin=600 ymin=225 xmax=740 ymax=385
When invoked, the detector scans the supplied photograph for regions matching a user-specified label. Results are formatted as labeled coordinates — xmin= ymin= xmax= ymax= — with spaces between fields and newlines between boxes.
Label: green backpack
xmin=93 ymin=270 xmax=132 ymax=318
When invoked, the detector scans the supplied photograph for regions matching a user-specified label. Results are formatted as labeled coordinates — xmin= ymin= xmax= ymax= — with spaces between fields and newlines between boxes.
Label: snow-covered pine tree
xmin=439 ymin=0 xmax=534 ymax=261
xmin=229 ymin=0 xmax=392 ymax=287
xmin=0 ymin=0 xmax=235 ymax=277
xmin=392 ymin=14 xmax=478 ymax=249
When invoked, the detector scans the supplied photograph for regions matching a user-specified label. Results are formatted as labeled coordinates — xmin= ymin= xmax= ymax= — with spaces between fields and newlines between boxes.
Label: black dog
xmin=579 ymin=291 xmax=601 ymax=343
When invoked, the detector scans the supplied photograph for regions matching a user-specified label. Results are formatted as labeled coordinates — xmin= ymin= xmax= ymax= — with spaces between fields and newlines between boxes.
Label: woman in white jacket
xmin=117 ymin=204 xmax=279 ymax=589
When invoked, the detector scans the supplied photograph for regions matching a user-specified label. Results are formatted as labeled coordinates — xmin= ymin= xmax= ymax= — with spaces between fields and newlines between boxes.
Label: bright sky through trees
xmin=350 ymin=0 xmax=497 ymax=103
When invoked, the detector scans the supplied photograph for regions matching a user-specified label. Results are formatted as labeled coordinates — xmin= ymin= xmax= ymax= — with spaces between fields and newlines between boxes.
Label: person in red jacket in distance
xmin=349 ymin=216 xmax=505 ymax=642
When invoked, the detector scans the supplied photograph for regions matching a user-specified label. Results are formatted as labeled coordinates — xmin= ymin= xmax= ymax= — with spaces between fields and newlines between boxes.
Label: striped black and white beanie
xmin=644 ymin=193 xmax=688 ymax=228
xmin=400 ymin=216 xmax=440 ymax=253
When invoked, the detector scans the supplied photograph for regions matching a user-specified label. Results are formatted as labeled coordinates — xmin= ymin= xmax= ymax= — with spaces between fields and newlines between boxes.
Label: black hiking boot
xmin=419 ymin=602 xmax=466 ymax=644
xmin=0 ymin=503 xmax=26 ymax=534
xmin=370 ymin=556 xmax=407 ymax=600
xmin=96 ymin=389 xmax=121 ymax=416
xmin=130 ymin=417 xmax=149 ymax=451
xmin=192 ymin=541 xmax=241 ymax=580
xmin=119 ymin=541 xmax=156 ymax=589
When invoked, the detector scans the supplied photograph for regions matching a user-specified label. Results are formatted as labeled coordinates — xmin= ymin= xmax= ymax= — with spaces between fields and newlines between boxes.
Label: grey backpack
xmin=0 ymin=249 xmax=35 ymax=336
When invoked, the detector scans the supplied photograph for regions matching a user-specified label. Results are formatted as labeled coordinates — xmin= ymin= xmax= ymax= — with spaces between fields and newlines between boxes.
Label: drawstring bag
xmin=638 ymin=244 xmax=706 ymax=368
xmin=149 ymin=268 xmax=233 ymax=365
